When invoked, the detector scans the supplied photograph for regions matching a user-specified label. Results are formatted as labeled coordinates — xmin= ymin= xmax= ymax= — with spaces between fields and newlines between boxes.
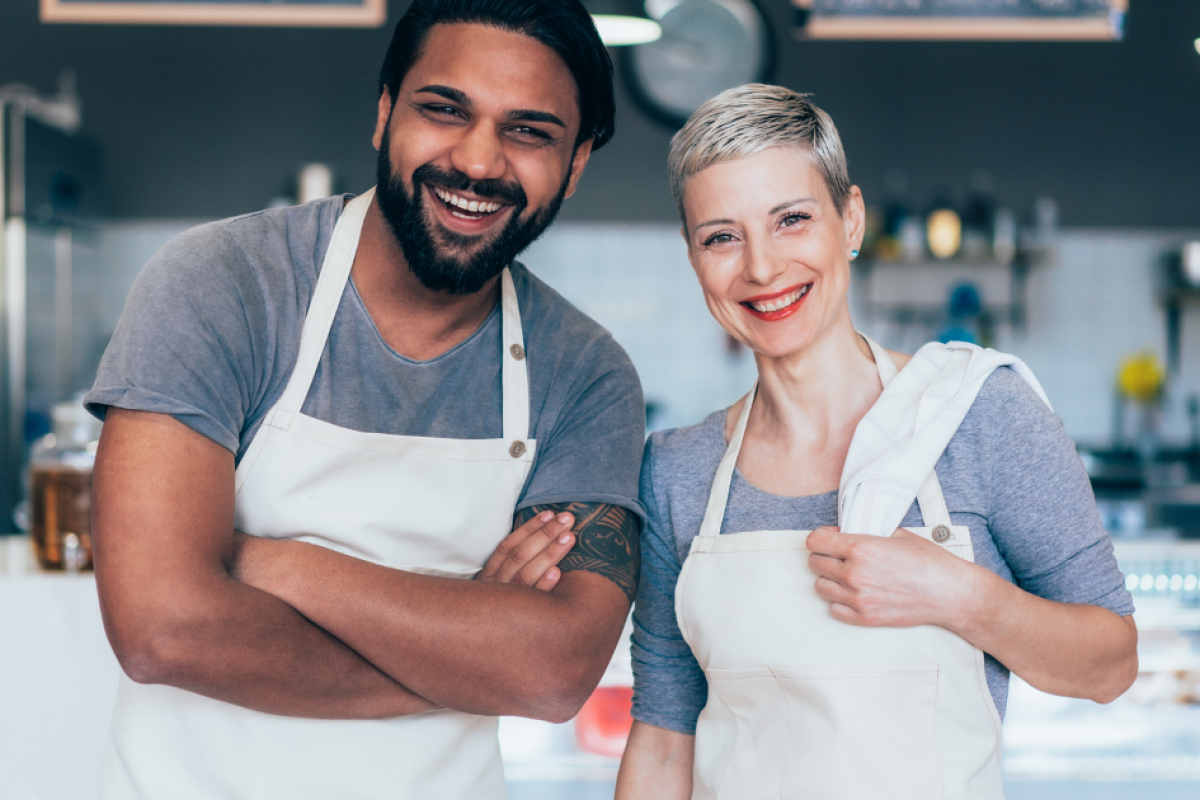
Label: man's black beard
xmin=375 ymin=131 xmax=569 ymax=296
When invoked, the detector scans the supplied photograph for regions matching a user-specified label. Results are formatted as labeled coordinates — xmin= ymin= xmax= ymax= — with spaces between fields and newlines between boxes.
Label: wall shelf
xmin=852 ymin=252 xmax=1043 ymax=330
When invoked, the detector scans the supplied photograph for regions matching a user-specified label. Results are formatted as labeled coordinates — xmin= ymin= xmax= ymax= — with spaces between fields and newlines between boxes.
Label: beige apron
xmin=101 ymin=188 xmax=535 ymax=799
xmin=676 ymin=338 xmax=1005 ymax=800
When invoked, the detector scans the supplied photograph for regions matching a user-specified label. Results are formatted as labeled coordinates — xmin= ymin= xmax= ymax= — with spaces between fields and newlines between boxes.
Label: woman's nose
xmin=742 ymin=239 xmax=788 ymax=287
xmin=450 ymin=124 xmax=507 ymax=182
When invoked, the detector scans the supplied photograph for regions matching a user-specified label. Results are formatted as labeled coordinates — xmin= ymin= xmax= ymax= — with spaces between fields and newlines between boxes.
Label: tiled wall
xmin=38 ymin=220 xmax=1200 ymax=448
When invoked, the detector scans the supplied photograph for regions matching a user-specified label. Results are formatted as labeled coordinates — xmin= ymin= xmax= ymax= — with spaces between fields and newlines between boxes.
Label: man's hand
xmin=227 ymin=502 xmax=640 ymax=722
xmin=475 ymin=510 xmax=576 ymax=590
xmin=233 ymin=511 xmax=578 ymax=597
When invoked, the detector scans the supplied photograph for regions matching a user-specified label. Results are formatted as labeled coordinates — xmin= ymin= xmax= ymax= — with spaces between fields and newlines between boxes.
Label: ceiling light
xmin=1194 ymin=37 xmax=1200 ymax=56
xmin=586 ymin=1 xmax=662 ymax=46
xmin=593 ymin=14 xmax=662 ymax=45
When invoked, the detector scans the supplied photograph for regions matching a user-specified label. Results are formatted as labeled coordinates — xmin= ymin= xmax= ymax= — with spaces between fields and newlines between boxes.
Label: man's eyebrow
xmin=508 ymin=109 xmax=566 ymax=128
xmin=414 ymin=85 xmax=470 ymax=106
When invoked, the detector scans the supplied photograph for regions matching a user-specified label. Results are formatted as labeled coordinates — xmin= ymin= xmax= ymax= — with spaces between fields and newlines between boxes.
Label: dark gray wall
xmin=1 ymin=0 xmax=1197 ymax=226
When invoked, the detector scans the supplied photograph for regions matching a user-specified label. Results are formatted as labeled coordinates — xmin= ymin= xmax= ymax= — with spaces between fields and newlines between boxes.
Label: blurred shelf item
xmin=852 ymin=252 xmax=1046 ymax=331
xmin=1162 ymin=241 xmax=1200 ymax=372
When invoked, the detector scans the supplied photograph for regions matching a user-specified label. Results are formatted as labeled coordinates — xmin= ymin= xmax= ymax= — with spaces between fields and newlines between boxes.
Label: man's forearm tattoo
xmin=515 ymin=503 xmax=640 ymax=602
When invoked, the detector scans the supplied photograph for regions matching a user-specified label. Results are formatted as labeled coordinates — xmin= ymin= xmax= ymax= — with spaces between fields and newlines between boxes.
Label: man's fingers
xmin=477 ymin=511 xmax=555 ymax=581
xmin=493 ymin=513 xmax=574 ymax=583
xmin=533 ymin=566 xmax=561 ymax=592
xmin=513 ymin=531 xmax=575 ymax=590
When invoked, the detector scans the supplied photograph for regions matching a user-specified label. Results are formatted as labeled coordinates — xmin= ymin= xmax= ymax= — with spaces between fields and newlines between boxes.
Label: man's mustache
xmin=411 ymin=164 xmax=527 ymax=209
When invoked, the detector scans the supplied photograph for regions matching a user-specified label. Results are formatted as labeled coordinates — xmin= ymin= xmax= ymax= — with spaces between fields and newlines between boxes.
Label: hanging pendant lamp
xmin=585 ymin=0 xmax=663 ymax=46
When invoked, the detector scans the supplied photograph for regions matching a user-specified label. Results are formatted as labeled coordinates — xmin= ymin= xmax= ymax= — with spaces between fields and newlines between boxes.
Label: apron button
xmin=510 ymin=343 xmax=526 ymax=360
xmin=932 ymin=525 xmax=952 ymax=543
xmin=509 ymin=441 xmax=526 ymax=458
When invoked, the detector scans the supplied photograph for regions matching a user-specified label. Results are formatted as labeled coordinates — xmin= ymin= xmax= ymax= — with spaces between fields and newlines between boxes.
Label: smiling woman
xmin=615 ymin=84 xmax=1138 ymax=800
xmin=39 ymin=0 xmax=386 ymax=27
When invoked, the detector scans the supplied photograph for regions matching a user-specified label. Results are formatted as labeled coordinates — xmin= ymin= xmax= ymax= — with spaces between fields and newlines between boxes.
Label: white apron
xmin=101 ymin=188 xmax=535 ymax=800
xmin=676 ymin=338 xmax=1022 ymax=800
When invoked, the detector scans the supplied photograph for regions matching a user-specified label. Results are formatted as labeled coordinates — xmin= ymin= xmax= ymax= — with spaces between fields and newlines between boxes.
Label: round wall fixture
xmin=623 ymin=0 xmax=774 ymax=129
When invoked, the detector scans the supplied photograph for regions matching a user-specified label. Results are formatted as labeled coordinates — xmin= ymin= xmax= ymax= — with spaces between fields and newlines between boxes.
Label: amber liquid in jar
xmin=31 ymin=465 xmax=93 ymax=571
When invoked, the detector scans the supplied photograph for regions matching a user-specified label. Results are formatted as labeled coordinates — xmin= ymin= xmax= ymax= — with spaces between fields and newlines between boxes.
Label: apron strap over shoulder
xmin=697 ymin=384 xmax=757 ymax=538
xmin=275 ymin=188 xmax=374 ymax=416
xmin=500 ymin=268 xmax=530 ymax=443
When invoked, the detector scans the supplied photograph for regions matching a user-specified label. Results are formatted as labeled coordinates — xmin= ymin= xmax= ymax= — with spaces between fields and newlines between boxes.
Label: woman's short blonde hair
xmin=667 ymin=84 xmax=851 ymax=226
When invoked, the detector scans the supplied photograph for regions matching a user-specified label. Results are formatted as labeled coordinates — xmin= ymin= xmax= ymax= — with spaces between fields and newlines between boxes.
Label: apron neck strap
xmin=697 ymin=384 xmax=756 ymax=538
xmin=275 ymin=188 xmax=530 ymax=445
xmin=696 ymin=333 xmax=950 ymax=538
xmin=500 ymin=267 xmax=529 ymax=442
xmin=276 ymin=189 xmax=374 ymax=415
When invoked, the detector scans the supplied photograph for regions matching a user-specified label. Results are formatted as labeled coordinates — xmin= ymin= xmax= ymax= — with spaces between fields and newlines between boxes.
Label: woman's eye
xmin=780 ymin=212 xmax=811 ymax=228
xmin=703 ymin=232 xmax=736 ymax=246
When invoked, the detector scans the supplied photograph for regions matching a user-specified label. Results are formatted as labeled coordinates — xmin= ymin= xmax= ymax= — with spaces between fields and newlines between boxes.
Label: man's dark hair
xmin=378 ymin=0 xmax=615 ymax=151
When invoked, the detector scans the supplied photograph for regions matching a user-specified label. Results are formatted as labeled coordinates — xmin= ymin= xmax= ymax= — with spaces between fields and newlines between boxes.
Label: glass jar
xmin=29 ymin=399 xmax=101 ymax=572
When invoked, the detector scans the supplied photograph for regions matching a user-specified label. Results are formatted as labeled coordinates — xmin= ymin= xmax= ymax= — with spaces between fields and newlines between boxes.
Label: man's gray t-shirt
xmin=86 ymin=196 xmax=646 ymax=519
xmin=631 ymin=368 xmax=1134 ymax=734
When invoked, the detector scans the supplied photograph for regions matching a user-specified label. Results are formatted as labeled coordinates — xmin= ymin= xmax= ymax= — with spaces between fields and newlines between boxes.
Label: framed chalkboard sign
xmin=796 ymin=0 xmax=1126 ymax=41
xmin=40 ymin=0 xmax=387 ymax=27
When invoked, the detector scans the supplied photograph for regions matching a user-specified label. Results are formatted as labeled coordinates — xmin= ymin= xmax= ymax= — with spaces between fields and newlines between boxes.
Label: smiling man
xmin=84 ymin=2 xmax=644 ymax=798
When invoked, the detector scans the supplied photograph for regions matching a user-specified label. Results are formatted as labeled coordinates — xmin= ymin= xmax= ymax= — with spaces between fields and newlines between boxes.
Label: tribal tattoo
xmin=514 ymin=503 xmax=640 ymax=603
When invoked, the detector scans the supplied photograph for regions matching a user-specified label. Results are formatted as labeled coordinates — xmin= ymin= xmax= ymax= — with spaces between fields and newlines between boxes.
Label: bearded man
xmin=84 ymin=2 xmax=644 ymax=797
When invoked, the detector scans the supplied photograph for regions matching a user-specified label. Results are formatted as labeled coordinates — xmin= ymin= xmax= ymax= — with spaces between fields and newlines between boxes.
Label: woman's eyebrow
xmin=694 ymin=218 xmax=735 ymax=231
xmin=769 ymin=197 xmax=817 ymax=215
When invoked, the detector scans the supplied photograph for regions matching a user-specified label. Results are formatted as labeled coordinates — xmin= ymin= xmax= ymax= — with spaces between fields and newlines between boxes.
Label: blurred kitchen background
xmin=2 ymin=1 xmax=1199 ymax=798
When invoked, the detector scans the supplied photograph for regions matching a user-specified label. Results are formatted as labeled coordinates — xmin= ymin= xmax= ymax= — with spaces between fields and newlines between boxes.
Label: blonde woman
xmin=616 ymin=85 xmax=1137 ymax=799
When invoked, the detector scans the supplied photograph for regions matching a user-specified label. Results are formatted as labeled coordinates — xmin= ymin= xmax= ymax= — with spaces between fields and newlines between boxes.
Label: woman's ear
xmin=844 ymin=186 xmax=866 ymax=253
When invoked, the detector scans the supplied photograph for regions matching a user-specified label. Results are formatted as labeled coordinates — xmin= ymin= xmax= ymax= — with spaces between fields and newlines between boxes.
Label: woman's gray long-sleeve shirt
xmin=631 ymin=367 xmax=1134 ymax=734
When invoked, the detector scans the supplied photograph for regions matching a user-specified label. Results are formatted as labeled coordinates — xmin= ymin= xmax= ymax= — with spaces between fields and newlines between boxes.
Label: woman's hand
xmin=806 ymin=525 xmax=1138 ymax=703
xmin=806 ymin=526 xmax=981 ymax=630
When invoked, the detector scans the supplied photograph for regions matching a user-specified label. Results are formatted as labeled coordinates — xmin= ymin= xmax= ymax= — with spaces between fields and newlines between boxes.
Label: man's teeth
xmin=434 ymin=187 xmax=502 ymax=214
xmin=749 ymin=285 xmax=810 ymax=313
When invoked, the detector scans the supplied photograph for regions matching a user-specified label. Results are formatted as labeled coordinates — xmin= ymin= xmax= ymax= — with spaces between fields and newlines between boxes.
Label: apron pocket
xmin=773 ymin=666 xmax=943 ymax=800
xmin=699 ymin=668 xmax=789 ymax=800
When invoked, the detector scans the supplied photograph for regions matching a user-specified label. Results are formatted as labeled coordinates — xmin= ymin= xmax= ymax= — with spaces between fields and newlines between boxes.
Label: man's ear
xmin=562 ymin=139 xmax=595 ymax=200
xmin=372 ymin=89 xmax=394 ymax=151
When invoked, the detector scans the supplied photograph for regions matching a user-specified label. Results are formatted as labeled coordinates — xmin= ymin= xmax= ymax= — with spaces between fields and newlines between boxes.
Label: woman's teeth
xmin=748 ymin=285 xmax=810 ymax=313
xmin=434 ymin=187 xmax=502 ymax=216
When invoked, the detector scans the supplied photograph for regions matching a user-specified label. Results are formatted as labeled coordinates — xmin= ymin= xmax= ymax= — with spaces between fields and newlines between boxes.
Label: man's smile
xmin=425 ymin=184 xmax=515 ymax=236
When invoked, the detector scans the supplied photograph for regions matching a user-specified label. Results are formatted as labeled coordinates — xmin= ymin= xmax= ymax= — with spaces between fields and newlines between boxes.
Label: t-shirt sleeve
xmin=983 ymin=369 xmax=1134 ymax=615
xmin=630 ymin=434 xmax=708 ymax=734
xmin=516 ymin=334 xmax=646 ymax=520
xmin=84 ymin=223 xmax=268 ymax=455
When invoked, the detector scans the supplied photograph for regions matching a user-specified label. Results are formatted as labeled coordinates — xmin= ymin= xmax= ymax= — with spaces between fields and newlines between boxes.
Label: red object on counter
xmin=575 ymin=686 xmax=634 ymax=758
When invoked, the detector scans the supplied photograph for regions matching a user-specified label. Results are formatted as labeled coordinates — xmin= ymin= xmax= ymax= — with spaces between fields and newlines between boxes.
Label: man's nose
xmin=449 ymin=123 xmax=507 ymax=183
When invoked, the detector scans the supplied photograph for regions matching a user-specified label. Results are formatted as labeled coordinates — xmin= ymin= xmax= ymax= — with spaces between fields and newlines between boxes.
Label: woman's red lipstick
xmin=740 ymin=283 xmax=812 ymax=321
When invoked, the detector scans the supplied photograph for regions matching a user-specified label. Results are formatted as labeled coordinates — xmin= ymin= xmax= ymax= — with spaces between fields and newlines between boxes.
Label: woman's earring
xmin=851 ymin=249 xmax=859 ymax=260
